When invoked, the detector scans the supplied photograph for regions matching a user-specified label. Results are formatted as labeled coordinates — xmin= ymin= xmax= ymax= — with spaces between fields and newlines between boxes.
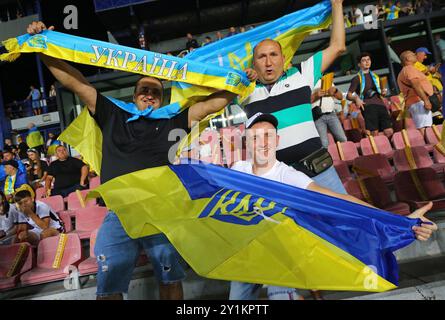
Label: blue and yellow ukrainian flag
xmin=89 ymin=163 xmax=420 ymax=292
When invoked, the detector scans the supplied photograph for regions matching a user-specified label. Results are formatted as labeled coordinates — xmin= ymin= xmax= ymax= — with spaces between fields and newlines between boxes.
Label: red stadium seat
xmin=70 ymin=207 xmax=107 ymax=240
xmin=35 ymin=187 xmax=45 ymax=200
xmin=394 ymin=168 xmax=445 ymax=211
xmin=352 ymin=154 xmax=395 ymax=184
xmin=425 ymin=125 xmax=443 ymax=145
xmin=67 ymin=189 xmax=97 ymax=210
xmin=360 ymin=135 xmax=394 ymax=159
xmin=344 ymin=178 xmax=410 ymax=216
xmin=327 ymin=133 xmax=335 ymax=146
xmin=391 ymin=130 xmax=433 ymax=152
xmin=393 ymin=146 xmax=445 ymax=174
xmin=89 ymin=176 xmax=101 ymax=189
xmin=39 ymin=195 xmax=65 ymax=213
xmin=20 ymin=234 xmax=82 ymax=286
xmin=0 ymin=243 xmax=33 ymax=290
xmin=328 ymin=141 xmax=359 ymax=165
xmin=78 ymin=229 xmax=98 ymax=276
xmin=333 ymin=161 xmax=352 ymax=184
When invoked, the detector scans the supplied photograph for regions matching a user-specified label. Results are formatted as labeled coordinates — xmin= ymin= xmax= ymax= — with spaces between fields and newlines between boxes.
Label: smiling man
xmin=26 ymin=20 xmax=252 ymax=300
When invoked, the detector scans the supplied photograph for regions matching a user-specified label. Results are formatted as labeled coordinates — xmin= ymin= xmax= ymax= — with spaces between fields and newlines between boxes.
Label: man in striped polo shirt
xmin=241 ymin=0 xmax=347 ymax=195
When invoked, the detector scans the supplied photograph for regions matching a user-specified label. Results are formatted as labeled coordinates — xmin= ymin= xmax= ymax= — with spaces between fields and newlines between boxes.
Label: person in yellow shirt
xmin=414 ymin=47 xmax=443 ymax=92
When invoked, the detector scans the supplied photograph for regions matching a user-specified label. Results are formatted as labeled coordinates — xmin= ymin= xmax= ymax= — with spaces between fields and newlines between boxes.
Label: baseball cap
xmin=2 ymin=160 xmax=18 ymax=169
xmin=415 ymin=47 xmax=432 ymax=55
xmin=245 ymin=112 xmax=279 ymax=129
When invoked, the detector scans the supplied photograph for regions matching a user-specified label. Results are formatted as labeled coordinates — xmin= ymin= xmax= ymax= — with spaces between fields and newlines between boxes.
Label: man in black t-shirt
xmin=27 ymin=20 xmax=249 ymax=300
xmin=347 ymin=52 xmax=393 ymax=137
xmin=45 ymin=145 xmax=89 ymax=198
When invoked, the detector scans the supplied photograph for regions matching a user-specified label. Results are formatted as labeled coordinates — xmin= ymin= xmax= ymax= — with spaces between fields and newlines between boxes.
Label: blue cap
xmin=415 ymin=47 xmax=432 ymax=55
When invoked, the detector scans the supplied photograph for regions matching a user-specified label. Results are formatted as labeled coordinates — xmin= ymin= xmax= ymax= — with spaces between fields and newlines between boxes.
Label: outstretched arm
xmin=321 ymin=0 xmax=346 ymax=73
xmin=188 ymin=91 xmax=237 ymax=127
xmin=27 ymin=21 xmax=97 ymax=114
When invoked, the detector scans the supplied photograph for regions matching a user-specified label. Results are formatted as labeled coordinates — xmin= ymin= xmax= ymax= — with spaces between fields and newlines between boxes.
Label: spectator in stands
xmin=16 ymin=135 xmax=29 ymax=160
xmin=3 ymin=138 xmax=16 ymax=152
xmin=26 ymin=85 xmax=41 ymax=115
xmin=346 ymin=52 xmax=393 ymax=137
xmin=226 ymin=26 xmax=238 ymax=37
xmin=351 ymin=4 xmax=364 ymax=25
xmin=14 ymin=189 xmax=64 ymax=246
xmin=45 ymin=145 xmax=88 ymax=198
xmin=26 ymin=123 xmax=44 ymax=155
xmin=26 ymin=148 xmax=48 ymax=189
xmin=435 ymin=34 xmax=445 ymax=62
xmin=376 ymin=0 xmax=387 ymax=19
xmin=0 ymin=190 xmax=18 ymax=245
xmin=1 ymin=149 xmax=27 ymax=178
xmin=239 ymin=26 xmax=246 ymax=33
xmin=215 ymin=31 xmax=223 ymax=41
xmin=385 ymin=1 xmax=401 ymax=20
xmin=311 ymin=79 xmax=347 ymax=148
xmin=1 ymin=160 xmax=28 ymax=202
xmin=27 ymin=20 xmax=253 ymax=300
xmin=398 ymin=50 xmax=434 ymax=135
xmin=45 ymin=132 xmax=57 ymax=150
xmin=229 ymin=112 xmax=437 ymax=300
xmin=49 ymin=84 xmax=56 ymax=98
xmin=202 ymin=36 xmax=212 ymax=46
xmin=185 ymin=33 xmax=199 ymax=51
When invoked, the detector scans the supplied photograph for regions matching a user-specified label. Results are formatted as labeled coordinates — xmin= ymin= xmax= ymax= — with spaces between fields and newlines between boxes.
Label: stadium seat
xmin=327 ymin=133 xmax=335 ymax=146
xmin=328 ymin=141 xmax=359 ymax=165
xmin=344 ymin=129 xmax=362 ymax=143
xmin=344 ymin=178 xmax=411 ymax=216
xmin=58 ymin=211 xmax=73 ymax=232
xmin=392 ymin=130 xmax=433 ymax=152
xmin=67 ymin=189 xmax=97 ymax=210
xmin=0 ymin=243 xmax=33 ymax=290
xmin=333 ymin=161 xmax=352 ymax=184
xmin=394 ymin=167 xmax=445 ymax=211
xmin=39 ymin=195 xmax=65 ymax=213
xmin=78 ymin=229 xmax=98 ymax=276
xmin=425 ymin=125 xmax=443 ymax=145
xmin=352 ymin=154 xmax=395 ymax=184
xmin=89 ymin=176 xmax=101 ymax=189
xmin=393 ymin=146 xmax=445 ymax=174
xmin=404 ymin=118 xmax=417 ymax=131
xmin=70 ymin=207 xmax=107 ymax=240
xmin=342 ymin=118 xmax=352 ymax=130
xmin=360 ymin=135 xmax=394 ymax=159
xmin=20 ymin=234 xmax=82 ymax=286
xmin=220 ymin=125 xmax=246 ymax=167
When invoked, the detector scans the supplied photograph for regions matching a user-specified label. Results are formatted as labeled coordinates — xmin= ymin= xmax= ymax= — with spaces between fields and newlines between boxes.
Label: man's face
xmin=246 ymin=121 xmax=279 ymax=166
xmin=403 ymin=51 xmax=418 ymax=64
xmin=416 ymin=51 xmax=427 ymax=63
xmin=4 ymin=165 xmax=16 ymax=176
xmin=187 ymin=33 xmax=192 ymax=40
xmin=3 ymin=152 xmax=13 ymax=161
xmin=4 ymin=139 xmax=11 ymax=145
xmin=28 ymin=152 xmax=38 ymax=161
xmin=56 ymin=147 xmax=69 ymax=161
xmin=253 ymin=40 xmax=285 ymax=85
xmin=133 ymin=77 xmax=163 ymax=111
xmin=16 ymin=196 xmax=34 ymax=215
xmin=359 ymin=56 xmax=372 ymax=70
xmin=230 ymin=27 xmax=236 ymax=33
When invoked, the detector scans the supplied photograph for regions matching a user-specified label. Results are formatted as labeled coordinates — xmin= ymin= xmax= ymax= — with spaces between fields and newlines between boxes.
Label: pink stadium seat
xmin=433 ymin=147 xmax=445 ymax=165
xmin=0 ymin=243 xmax=33 ymax=290
xmin=352 ymin=154 xmax=395 ymax=184
xmin=425 ymin=125 xmax=443 ymax=145
xmin=78 ymin=229 xmax=98 ymax=276
xmin=393 ymin=146 xmax=445 ymax=174
xmin=328 ymin=141 xmax=359 ymax=165
xmin=394 ymin=167 xmax=445 ymax=211
xmin=58 ymin=211 xmax=73 ymax=232
xmin=391 ymin=130 xmax=433 ymax=152
xmin=342 ymin=118 xmax=352 ymax=130
xmin=404 ymin=118 xmax=417 ymax=130
xmin=89 ymin=176 xmax=101 ymax=189
xmin=360 ymin=135 xmax=394 ymax=159
xmin=67 ymin=189 xmax=97 ymax=210
xmin=333 ymin=161 xmax=352 ymax=184
xmin=39 ymin=195 xmax=65 ymax=213
xmin=327 ymin=133 xmax=335 ymax=146
xmin=344 ymin=178 xmax=411 ymax=216
xmin=220 ymin=125 xmax=246 ymax=167
xmin=20 ymin=234 xmax=82 ymax=286
xmin=71 ymin=207 xmax=107 ymax=240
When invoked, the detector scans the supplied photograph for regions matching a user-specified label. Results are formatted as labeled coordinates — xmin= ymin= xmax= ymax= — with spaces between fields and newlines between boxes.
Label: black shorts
xmin=362 ymin=104 xmax=392 ymax=132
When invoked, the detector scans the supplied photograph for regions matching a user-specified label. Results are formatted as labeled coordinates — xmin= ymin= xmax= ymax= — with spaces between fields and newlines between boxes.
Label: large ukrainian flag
xmin=89 ymin=163 xmax=420 ymax=292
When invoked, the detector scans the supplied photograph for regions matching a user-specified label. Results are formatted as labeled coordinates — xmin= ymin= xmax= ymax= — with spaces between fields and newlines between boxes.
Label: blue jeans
xmin=229 ymin=165 xmax=347 ymax=300
xmin=315 ymin=113 xmax=347 ymax=148
xmin=94 ymin=212 xmax=186 ymax=297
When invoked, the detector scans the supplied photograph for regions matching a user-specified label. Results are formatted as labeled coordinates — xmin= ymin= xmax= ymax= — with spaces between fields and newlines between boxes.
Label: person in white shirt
xmin=0 ymin=191 xmax=18 ymax=245
xmin=229 ymin=112 xmax=437 ymax=300
xmin=311 ymin=79 xmax=347 ymax=148
xmin=14 ymin=189 xmax=64 ymax=245
xmin=352 ymin=5 xmax=364 ymax=25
